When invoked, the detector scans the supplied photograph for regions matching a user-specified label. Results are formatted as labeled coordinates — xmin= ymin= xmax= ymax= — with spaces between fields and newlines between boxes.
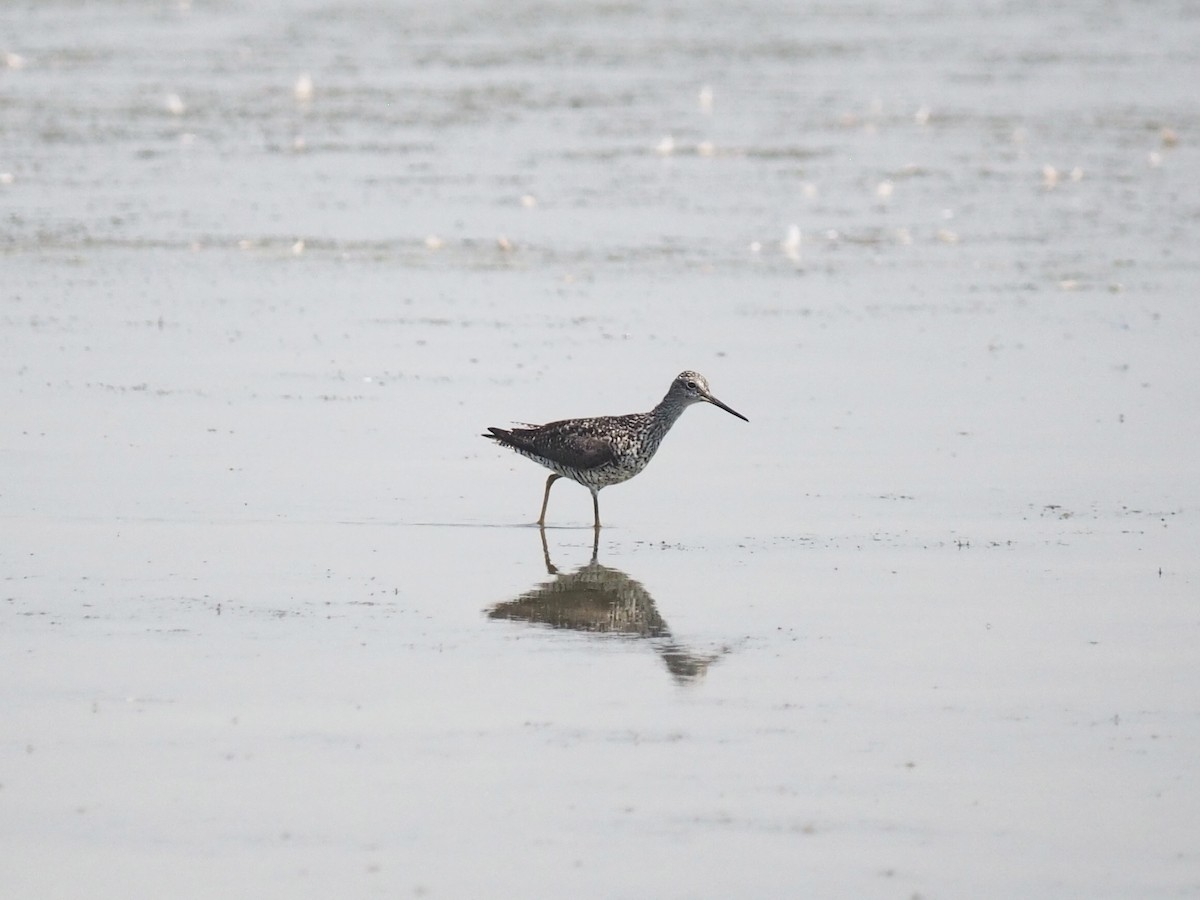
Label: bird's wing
xmin=527 ymin=421 xmax=619 ymax=470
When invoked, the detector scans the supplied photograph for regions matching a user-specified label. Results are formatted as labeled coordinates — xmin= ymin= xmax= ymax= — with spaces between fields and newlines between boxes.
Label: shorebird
xmin=483 ymin=370 xmax=748 ymax=528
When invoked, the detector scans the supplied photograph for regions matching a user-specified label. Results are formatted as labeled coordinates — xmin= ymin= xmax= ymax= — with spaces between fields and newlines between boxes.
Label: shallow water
xmin=3 ymin=1 xmax=1199 ymax=897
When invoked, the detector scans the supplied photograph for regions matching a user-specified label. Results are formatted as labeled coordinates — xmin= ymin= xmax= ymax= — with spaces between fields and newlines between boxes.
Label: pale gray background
xmin=3 ymin=1 xmax=1198 ymax=897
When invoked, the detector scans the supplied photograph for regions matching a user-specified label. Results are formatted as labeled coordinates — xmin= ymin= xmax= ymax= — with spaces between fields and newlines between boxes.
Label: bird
xmin=483 ymin=370 xmax=748 ymax=529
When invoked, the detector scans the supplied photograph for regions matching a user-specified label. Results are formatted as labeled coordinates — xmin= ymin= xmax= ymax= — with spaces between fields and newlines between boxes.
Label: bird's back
xmin=485 ymin=411 xmax=663 ymax=487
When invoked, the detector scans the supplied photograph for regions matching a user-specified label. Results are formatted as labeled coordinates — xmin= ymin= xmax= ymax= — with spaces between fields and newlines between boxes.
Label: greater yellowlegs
xmin=483 ymin=370 xmax=748 ymax=528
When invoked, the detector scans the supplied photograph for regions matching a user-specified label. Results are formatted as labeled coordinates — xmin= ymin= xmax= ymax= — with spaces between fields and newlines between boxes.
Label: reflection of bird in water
xmin=486 ymin=530 xmax=725 ymax=683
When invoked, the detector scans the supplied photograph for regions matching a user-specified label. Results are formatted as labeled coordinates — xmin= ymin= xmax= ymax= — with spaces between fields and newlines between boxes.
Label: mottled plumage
xmin=484 ymin=370 xmax=748 ymax=528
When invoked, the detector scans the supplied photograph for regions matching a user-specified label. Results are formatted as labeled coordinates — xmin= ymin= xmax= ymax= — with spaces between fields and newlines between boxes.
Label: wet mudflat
xmin=3 ymin=1 xmax=1199 ymax=897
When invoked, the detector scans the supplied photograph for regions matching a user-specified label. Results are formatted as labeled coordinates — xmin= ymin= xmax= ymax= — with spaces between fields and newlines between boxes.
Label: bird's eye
xmin=685 ymin=380 xmax=697 ymax=390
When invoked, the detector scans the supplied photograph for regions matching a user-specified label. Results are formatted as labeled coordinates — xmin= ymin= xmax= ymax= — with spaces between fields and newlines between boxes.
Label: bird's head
xmin=669 ymin=371 xmax=748 ymax=421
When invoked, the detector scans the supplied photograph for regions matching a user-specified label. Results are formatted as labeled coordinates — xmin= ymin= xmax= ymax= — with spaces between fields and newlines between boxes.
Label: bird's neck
xmin=650 ymin=396 xmax=689 ymax=432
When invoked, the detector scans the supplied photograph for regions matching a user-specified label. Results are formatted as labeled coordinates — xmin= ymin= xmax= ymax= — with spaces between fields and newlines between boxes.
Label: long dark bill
xmin=704 ymin=393 xmax=749 ymax=422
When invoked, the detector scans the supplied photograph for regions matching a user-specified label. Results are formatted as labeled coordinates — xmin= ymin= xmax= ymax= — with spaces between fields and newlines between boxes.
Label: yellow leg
xmin=591 ymin=490 xmax=601 ymax=530
xmin=538 ymin=473 xmax=561 ymax=526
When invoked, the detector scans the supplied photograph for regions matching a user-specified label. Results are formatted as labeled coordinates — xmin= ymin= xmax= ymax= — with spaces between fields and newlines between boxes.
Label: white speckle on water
xmin=294 ymin=73 xmax=314 ymax=102
xmin=782 ymin=225 xmax=802 ymax=260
